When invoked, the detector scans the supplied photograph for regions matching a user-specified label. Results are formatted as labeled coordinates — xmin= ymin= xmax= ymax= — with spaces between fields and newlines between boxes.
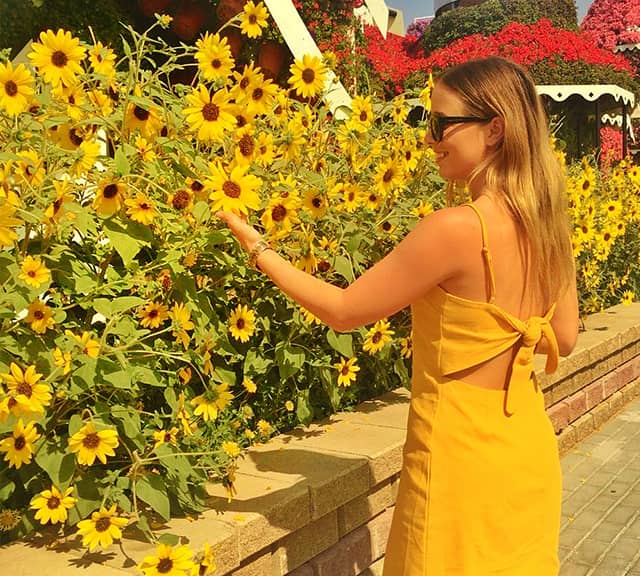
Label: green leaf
xmin=111 ymin=405 xmax=144 ymax=449
xmin=192 ymin=201 xmax=210 ymax=224
xmin=320 ymin=366 xmax=342 ymax=411
xmin=154 ymin=443 xmax=192 ymax=478
xmin=136 ymin=474 xmax=170 ymax=521
xmin=103 ymin=369 xmax=133 ymax=390
xmin=326 ymin=330 xmax=353 ymax=357
xmin=68 ymin=413 xmax=84 ymax=436
xmin=114 ymin=146 xmax=130 ymax=176
xmin=111 ymin=296 xmax=146 ymax=315
xmin=243 ymin=348 xmax=272 ymax=374
xmin=275 ymin=342 xmax=305 ymax=380
xmin=0 ymin=476 xmax=15 ymax=501
xmin=158 ymin=533 xmax=181 ymax=546
xmin=333 ymin=255 xmax=355 ymax=282
xmin=133 ymin=366 xmax=163 ymax=387
xmin=296 ymin=389 xmax=313 ymax=426
xmin=34 ymin=443 xmax=76 ymax=488
xmin=74 ymin=478 xmax=102 ymax=519
xmin=103 ymin=219 xmax=152 ymax=267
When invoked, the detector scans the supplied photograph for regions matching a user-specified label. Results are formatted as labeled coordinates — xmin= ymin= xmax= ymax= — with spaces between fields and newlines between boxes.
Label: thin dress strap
xmin=464 ymin=202 xmax=497 ymax=304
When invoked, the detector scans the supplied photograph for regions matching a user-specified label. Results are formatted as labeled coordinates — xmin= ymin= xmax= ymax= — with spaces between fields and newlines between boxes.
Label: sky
xmin=391 ymin=0 xmax=595 ymax=31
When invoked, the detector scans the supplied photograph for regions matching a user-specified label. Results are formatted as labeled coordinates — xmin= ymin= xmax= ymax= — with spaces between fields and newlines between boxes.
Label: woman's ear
xmin=487 ymin=116 xmax=504 ymax=146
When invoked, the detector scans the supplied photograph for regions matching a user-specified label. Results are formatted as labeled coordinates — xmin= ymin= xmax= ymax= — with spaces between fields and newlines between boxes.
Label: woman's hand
xmin=216 ymin=211 xmax=264 ymax=253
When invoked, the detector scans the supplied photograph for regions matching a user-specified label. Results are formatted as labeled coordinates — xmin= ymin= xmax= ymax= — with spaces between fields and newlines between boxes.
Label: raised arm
xmin=216 ymin=208 xmax=464 ymax=332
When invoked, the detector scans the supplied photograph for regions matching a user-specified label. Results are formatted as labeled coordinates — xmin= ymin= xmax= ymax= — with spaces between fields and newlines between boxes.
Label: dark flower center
xmin=211 ymin=58 xmax=221 ymax=69
xmin=51 ymin=51 xmax=68 ymax=68
xmin=249 ymin=15 xmax=257 ymax=24
xmin=359 ymin=111 xmax=368 ymax=122
xmin=69 ymin=128 xmax=83 ymax=146
xmin=202 ymin=102 xmax=220 ymax=122
xmin=172 ymin=190 xmax=190 ymax=210
xmin=5 ymin=81 xmax=18 ymax=97
xmin=133 ymin=106 xmax=150 ymax=121
xmin=271 ymin=205 xmax=286 ymax=222
xmin=240 ymin=77 xmax=250 ymax=90
xmin=312 ymin=197 xmax=322 ymax=208
xmin=382 ymin=222 xmax=392 ymax=231
xmin=95 ymin=517 xmax=111 ymax=532
xmin=236 ymin=318 xmax=245 ymax=329
xmin=14 ymin=436 xmax=26 ymax=450
xmin=47 ymin=496 xmax=61 ymax=509
xmin=148 ymin=309 xmax=159 ymax=319
xmin=103 ymin=184 xmax=118 ymax=199
xmin=302 ymin=68 xmax=315 ymax=84
xmin=223 ymin=181 xmax=241 ymax=198
xmin=236 ymin=115 xmax=248 ymax=128
xmin=252 ymin=88 xmax=263 ymax=101
xmin=33 ymin=310 xmax=44 ymax=320
xmin=239 ymin=134 xmax=255 ymax=157
xmin=139 ymin=202 xmax=151 ymax=210
xmin=82 ymin=433 xmax=101 ymax=449
xmin=318 ymin=261 xmax=330 ymax=273
xmin=190 ymin=180 xmax=204 ymax=192
xmin=16 ymin=382 xmax=32 ymax=397
xmin=157 ymin=558 xmax=173 ymax=573
xmin=582 ymin=180 xmax=590 ymax=191
xmin=372 ymin=332 xmax=382 ymax=344
xmin=341 ymin=365 xmax=350 ymax=376
xmin=28 ymin=270 xmax=36 ymax=277
xmin=369 ymin=193 xmax=377 ymax=202
xmin=383 ymin=169 xmax=393 ymax=183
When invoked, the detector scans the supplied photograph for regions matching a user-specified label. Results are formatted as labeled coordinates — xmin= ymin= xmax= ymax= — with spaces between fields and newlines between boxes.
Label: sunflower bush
xmin=0 ymin=6 xmax=443 ymax=554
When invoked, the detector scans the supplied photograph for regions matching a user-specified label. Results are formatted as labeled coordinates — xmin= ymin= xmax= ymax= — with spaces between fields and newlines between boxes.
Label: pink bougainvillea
xmin=423 ymin=19 xmax=634 ymax=74
xmin=600 ymin=125 xmax=624 ymax=168
xmin=581 ymin=0 xmax=640 ymax=50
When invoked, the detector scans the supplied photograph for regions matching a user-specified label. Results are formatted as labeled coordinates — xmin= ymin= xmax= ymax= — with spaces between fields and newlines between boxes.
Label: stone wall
xmin=2 ymin=304 xmax=640 ymax=576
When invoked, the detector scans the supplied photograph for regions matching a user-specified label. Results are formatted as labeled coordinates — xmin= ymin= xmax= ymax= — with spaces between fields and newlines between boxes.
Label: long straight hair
xmin=439 ymin=57 xmax=573 ymax=307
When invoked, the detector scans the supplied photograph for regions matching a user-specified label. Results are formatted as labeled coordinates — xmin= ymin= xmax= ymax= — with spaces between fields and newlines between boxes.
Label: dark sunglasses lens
xmin=429 ymin=116 xmax=442 ymax=141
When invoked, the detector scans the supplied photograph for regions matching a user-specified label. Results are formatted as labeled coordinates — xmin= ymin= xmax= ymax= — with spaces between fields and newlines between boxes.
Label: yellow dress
xmin=383 ymin=203 xmax=562 ymax=576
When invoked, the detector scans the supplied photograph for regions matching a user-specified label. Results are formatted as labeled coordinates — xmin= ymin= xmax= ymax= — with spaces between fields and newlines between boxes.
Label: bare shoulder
xmin=411 ymin=204 xmax=481 ymax=247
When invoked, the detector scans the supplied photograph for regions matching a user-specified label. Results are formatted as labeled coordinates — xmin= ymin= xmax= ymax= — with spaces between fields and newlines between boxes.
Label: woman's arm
xmin=549 ymin=275 xmax=579 ymax=356
xmin=216 ymin=208 xmax=464 ymax=332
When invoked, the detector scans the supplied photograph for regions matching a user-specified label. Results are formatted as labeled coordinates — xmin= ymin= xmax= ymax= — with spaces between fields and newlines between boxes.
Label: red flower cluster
xmin=424 ymin=19 xmax=634 ymax=74
xmin=363 ymin=25 xmax=430 ymax=94
xmin=581 ymin=0 xmax=640 ymax=51
xmin=600 ymin=125 xmax=624 ymax=167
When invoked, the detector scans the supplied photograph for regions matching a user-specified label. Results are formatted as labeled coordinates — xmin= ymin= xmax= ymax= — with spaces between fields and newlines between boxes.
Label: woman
xmin=218 ymin=56 xmax=579 ymax=575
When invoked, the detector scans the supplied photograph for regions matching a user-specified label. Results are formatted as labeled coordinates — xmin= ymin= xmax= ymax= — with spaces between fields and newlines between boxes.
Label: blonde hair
xmin=439 ymin=56 xmax=573 ymax=306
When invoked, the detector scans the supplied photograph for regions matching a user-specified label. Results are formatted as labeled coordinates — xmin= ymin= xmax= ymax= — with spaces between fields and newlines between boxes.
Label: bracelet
xmin=248 ymin=239 xmax=272 ymax=270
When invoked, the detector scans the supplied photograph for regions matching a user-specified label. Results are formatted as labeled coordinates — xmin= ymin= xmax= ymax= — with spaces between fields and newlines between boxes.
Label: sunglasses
xmin=427 ymin=113 xmax=495 ymax=142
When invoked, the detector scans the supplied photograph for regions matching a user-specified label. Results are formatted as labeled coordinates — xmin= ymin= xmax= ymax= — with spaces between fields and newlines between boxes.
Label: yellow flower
xmin=195 ymin=32 xmax=235 ymax=82
xmin=125 ymin=99 xmax=164 ymax=138
xmin=288 ymin=54 xmax=327 ymax=99
xmin=207 ymin=161 xmax=262 ymax=215
xmin=257 ymin=419 xmax=272 ymax=436
xmin=222 ymin=440 xmax=241 ymax=457
xmin=18 ymin=255 xmax=51 ymax=288
xmin=399 ymin=335 xmax=412 ymax=359
xmin=76 ymin=504 xmax=128 ymax=551
xmin=261 ymin=194 xmax=299 ymax=238
xmin=412 ymin=199 xmax=433 ymax=218
xmin=169 ymin=302 xmax=194 ymax=348
xmin=53 ymin=347 xmax=72 ymax=375
xmin=362 ymin=319 xmax=394 ymax=355
xmin=390 ymin=94 xmax=408 ymax=123
xmin=194 ymin=542 xmax=216 ymax=576
xmin=302 ymin=188 xmax=328 ymax=219
xmin=333 ymin=357 xmax=360 ymax=388
xmin=239 ymin=1 xmax=269 ymax=38
xmin=242 ymin=377 xmax=257 ymax=393
xmin=73 ymin=140 xmax=101 ymax=176
xmin=285 ymin=400 xmax=294 ymax=412
xmin=15 ymin=149 xmax=45 ymax=187
xmin=2 ymin=362 xmax=51 ymax=417
xmin=300 ymin=306 xmax=322 ymax=326
xmin=191 ymin=383 xmax=233 ymax=422
xmin=152 ymin=427 xmax=179 ymax=449
xmin=68 ymin=422 xmax=119 ymax=466
xmin=183 ymin=85 xmax=236 ymax=142
xmin=45 ymin=178 xmax=75 ymax=222
xmin=228 ymin=304 xmax=256 ymax=343
xmin=125 ymin=193 xmax=157 ymax=225
xmin=0 ymin=419 xmax=40 ymax=469
xmin=244 ymin=76 xmax=278 ymax=116
xmin=231 ymin=62 xmax=264 ymax=102
xmin=347 ymin=95 xmax=374 ymax=132
xmin=420 ymin=72 xmax=434 ymax=111
xmin=254 ymin=132 xmax=276 ymax=167
xmin=138 ymin=543 xmax=195 ymax=576
xmin=88 ymin=41 xmax=116 ymax=79
xmin=93 ymin=180 xmax=126 ymax=216
xmin=138 ymin=301 xmax=170 ymax=329
xmin=375 ymin=157 xmax=403 ymax=197
xmin=622 ymin=290 xmax=634 ymax=305
xmin=135 ymin=136 xmax=156 ymax=162
xmin=29 ymin=485 xmax=76 ymax=525
xmin=26 ymin=300 xmax=56 ymax=334
xmin=0 ymin=508 xmax=21 ymax=532
xmin=168 ymin=188 xmax=194 ymax=212
xmin=65 ymin=330 xmax=100 ymax=358
xmin=0 ymin=61 xmax=34 ymax=116
xmin=28 ymin=29 xmax=86 ymax=86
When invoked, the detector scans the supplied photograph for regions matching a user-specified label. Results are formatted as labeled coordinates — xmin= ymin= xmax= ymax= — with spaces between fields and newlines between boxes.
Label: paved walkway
xmin=559 ymin=396 xmax=640 ymax=576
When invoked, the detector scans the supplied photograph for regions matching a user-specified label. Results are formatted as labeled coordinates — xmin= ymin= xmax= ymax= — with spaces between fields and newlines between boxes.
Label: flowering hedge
xmin=0 ymin=5 xmax=443 ymax=565
xmin=581 ymin=0 xmax=640 ymax=51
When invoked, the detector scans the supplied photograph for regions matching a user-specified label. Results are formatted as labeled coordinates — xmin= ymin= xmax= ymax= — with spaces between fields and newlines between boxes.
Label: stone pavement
xmin=559 ymin=395 xmax=640 ymax=576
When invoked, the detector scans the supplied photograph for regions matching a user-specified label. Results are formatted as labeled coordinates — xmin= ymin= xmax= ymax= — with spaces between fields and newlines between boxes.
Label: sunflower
xmin=222 ymin=440 xmax=241 ymax=458
xmin=124 ymin=98 xmax=163 ymax=138
xmin=374 ymin=157 xmax=403 ymax=197
xmin=76 ymin=504 xmax=128 ymax=551
xmin=622 ymin=290 xmax=634 ymax=305
xmin=364 ymin=189 xmax=383 ymax=211
xmin=0 ymin=419 xmax=40 ymax=469
xmin=65 ymin=330 xmax=100 ymax=358
xmin=231 ymin=62 xmax=264 ymax=102
xmin=279 ymin=118 xmax=306 ymax=161
xmin=186 ymin=176 xmax=208 ymax=202
xmin=194 ymin=543 xmax=216 ymax=576
xmin=302 ymin=188 xmax=328 ymax=219
xmin=253 ymin=132 xmax=276 ymax=167
xmin=49 ymin=121 xmax=84 ymax=150
xmin=138 ymin=543 xmax=195 ymax=576
xmin=152 ymin=427 xmax=179 ymax=450
xmin=206 ymin=161 xmax=262 ymax=215
xmin=88 ymin=41 xmax=116 ymax=79
xmin=242 ymin=377 xmax=257 ymax=393
xmin=261 ymin=194 xmax=299 ymax=238
xmin=399 ymin=335 xmax=412 ymax=359
xmin=234 ymin=126 xmax=257 ymax=165
xmin=183 ymin=85 xmax=236 ymax=142
xmin=169 ymin=302 xmax=194 ymax=348
xmin=191 ymin=383 xmax=234 ymax=422
xmin=88 ymin=88 xmax=114 ymax=116
xmin=68 ymin=421 xmax=119 ymax=466
xmin=73 ymin=139 xmax=101 ymax=176
xmin=167 ymin=188 xmax=194 ymax=212
xmin=342 ymin=183 xmax=361 ymax=213
xmin=125 ymin=192 xmax=157 ymax=225
xmin=28 ymin=29 xmax=86 ymax=86
xmin=2 ymin=362 xmax=51 ymax=417
xmin=603 ymin=199 xmax=622 ymax=220
xmin=362 ymin=319 xmax=394 ymax=355
xmin=239 ymin=1 xmax=269 ymax=38
xmin=390 ymin=94 xmax=408 ymax=123
xmin=228 ymin=304 xmax=256 ymax=342
xmin=195 ymin=32 xmax=235 ymax=83
xmin=26 ymin=300 xmax=56 ymax=334
xmin=51 ymin=82 xmax=86 ymax=121
xmin=347 ymin=95 xmax=373 ymax=132
xmin=30 ymin=485 xmax=76 ymax=525
xmin=134 ymin=136 xmax=157 ymax=162
xmin=18 ymin=255 xmax=51 ymax=288
xmin=288 ymin=54 xmax=327 ymax=99
xmin=0 ymin=61 xmax=34 ymax=116
xmin=333 ymin=357 xmax=360 ymax=388
xmin=45 ymin=178 xmax=75 ymax=222
xmin=93 ymin=180 xmax=126 ymax=216
xmin=53 ymin=347 xmax=72 ymax=375
xmin=411 ymin=199 xmax=434 ymax=218
xmin=0 ymin=509 xmax=21 ymax=532
xmin=245 ymin=75 xmax=278 ymax=116
xmin=138 ymin=301 xmax=170 ymax=329
xmin=257 ymin=419 xmax=272 ymax=436
xmin=15 ymin=149 xmax=45 ymax=187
